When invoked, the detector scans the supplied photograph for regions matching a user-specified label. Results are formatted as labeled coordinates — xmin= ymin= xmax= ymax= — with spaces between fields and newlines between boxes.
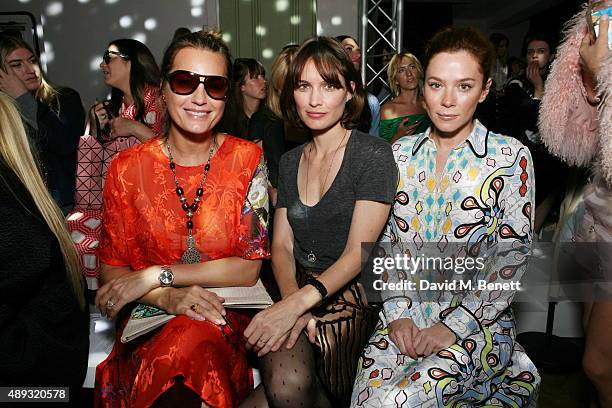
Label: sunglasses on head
xmin=103 ymin=50 xmax=129 ymax=64
xmin=166 ymin=70 xmax=229 ymax=100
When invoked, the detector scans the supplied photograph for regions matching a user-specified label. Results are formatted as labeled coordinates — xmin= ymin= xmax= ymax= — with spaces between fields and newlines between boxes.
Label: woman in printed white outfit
xmin=351 ymin=27 xmax=540 ymax=408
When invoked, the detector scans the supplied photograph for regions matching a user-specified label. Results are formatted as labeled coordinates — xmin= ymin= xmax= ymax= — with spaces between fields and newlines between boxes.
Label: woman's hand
xmin=581 ymin=14 xmax=610 ymax=79
xmin=109 ymin=117 xmax=136 ymax=138
xmin=389 ymin=318 xmax=421 ymax=359
xmin=526 ymin=61 xmax=544 ymax=98
xmin=93 ymin=102 xmax=110 ymax=129
xmin=285 ymin=312 xmax=318 ymax=347
xmin=244 ymin=298 xmax=303 ymax=357
xmin=250 ymin=312 xmax=318 ymax=355
xmin=95 ymin=266 xmax=160 ymax=318
xmin=412 ymin=322 xmax=456 ymax=358
xmin=0 ymin=66 xmax=28 ymax=98
xmin=391 ymin=119 xmax=422 ymax=143
xmin=160 ymin=286 xmax=227 ymax=324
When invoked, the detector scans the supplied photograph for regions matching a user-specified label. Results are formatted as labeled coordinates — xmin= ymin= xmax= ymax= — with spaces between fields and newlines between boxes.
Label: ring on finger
xmin=190 ymin=303 xmax=199 ymax=314
xmin=106 ymin=299 xmax=115 ymax=308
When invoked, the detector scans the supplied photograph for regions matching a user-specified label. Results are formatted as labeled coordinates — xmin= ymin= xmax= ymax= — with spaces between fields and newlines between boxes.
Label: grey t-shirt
xmin=277 ymin=129 xmax=397 ymax=272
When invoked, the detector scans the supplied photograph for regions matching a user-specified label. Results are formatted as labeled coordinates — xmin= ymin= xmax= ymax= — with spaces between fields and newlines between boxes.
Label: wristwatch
xmin=159 ymin=265 xmax=174 ymax=287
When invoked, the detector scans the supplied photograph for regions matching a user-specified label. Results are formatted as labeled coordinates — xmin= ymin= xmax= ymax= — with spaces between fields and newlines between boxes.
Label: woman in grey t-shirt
xmin=241 ymin=37 xmax=397 ymax=407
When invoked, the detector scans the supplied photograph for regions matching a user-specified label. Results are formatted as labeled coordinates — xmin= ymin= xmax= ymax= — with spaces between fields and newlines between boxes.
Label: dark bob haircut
xmin=424 ymin=27 xmax=495 ymax=85
xmin=280 ymin=36 xmax=366 ymax=130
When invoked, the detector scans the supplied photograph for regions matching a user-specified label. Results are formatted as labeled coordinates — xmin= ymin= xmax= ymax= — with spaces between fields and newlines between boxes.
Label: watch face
xmin=159 ymin=269 xmax=173 ymax=285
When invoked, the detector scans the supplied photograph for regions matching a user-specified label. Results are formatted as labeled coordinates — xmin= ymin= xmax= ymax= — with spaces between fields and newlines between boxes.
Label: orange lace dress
xmin=94 ymin=135 xmax=269 ymax=408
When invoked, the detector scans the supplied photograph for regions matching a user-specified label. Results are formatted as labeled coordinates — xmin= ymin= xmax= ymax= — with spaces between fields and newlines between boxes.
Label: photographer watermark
xmin=359 ymin=241 xmax=612 ymax=304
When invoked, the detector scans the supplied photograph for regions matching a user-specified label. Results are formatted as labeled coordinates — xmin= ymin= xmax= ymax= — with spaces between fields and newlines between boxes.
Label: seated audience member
xmin=218 ymin=58 xmax=267 ymax=140
xmin=473 ymin=34 xmax=510 ymax=133
xmin=337 ymin=35 xmax=379 ymax=135
xmin=240 ymin=36 xmax=396 ymax=408
xmin=248 ymin=45 xmax=298 ymax=206
xmin=500 ymin=32 xmax=568 ymax=232
xmin=539 ymin=10 xmax=611 ymax=407
xmin=0 ymin=92 xmax=89 ymax=398
xmin=0 ymin=34 xmax=85 ymax=213
xmin=68 ymin=39 xmax=165 ymax=292
xmin=94 ymin=38 xmax=164 ymax=147
xmin=351 ymin=27 xmax=540 ymax=407
xmin=490 ymin=32 xmax=510 ymax=92
xmin=379 ymin=52 xmax=430 ymax=142
xmin=93 ymin=31 xmax=269 ymax=408
xmin=505 ymin=55 xmax=527 ymax=86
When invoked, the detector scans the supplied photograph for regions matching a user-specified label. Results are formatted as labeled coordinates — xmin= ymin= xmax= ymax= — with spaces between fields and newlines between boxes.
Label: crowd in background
xmin=0 ymin=3 xmax=610 ymax=407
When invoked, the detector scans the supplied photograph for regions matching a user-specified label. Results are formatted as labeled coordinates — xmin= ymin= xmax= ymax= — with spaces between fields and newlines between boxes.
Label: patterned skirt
xmin=297 ymin=264 xmax=380 ymax=405
xmin=350 ymin=309 xmax=540 ymax=407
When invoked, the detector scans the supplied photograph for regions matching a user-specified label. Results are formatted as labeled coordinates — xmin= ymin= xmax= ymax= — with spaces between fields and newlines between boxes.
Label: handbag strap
xmin=84 ymin=105 xmax=103 ymax=140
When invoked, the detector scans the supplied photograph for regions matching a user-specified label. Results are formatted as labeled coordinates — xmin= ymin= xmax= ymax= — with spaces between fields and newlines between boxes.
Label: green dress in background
xmin=378 ymin=113 xmax=430 ymax=142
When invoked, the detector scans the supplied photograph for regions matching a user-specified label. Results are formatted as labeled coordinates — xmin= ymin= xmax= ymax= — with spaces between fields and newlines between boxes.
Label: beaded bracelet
xmin=306 ymin=276 xmax=328 ymax=300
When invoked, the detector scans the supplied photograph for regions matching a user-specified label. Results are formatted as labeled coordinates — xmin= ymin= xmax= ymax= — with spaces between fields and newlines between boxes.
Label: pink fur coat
xmin=539 ymin=5 xmax=611 ymax=185
xmin=542 ymin=5 xmax=612 ymax=280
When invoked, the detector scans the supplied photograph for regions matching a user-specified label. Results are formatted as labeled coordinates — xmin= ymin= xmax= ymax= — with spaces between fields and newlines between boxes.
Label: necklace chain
xmin=305 ymin=128 xmax=349 ymax=203
xmin=166 ymin=136 xmax=217 ymax=263
xmin=304 ymin=128 xmax=350 ymax=263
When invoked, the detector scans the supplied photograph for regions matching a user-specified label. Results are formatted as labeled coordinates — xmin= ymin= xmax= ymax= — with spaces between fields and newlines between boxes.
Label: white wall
xmin=315 ymin=0 xmax=359 ymax=39
xmin=1 ymin=0 xmax=218 ymax=107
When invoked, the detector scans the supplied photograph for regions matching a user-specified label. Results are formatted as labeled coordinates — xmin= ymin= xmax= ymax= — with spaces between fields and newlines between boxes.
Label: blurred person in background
xmin=248 ymin=45 xmax=298 ymax=207
xmin=337 ymin=35 xmax=379 ymax=136
xmin=94 ymin=38 xmax=165 ymax=145
xmin=219 ymin=57 xmax=267 ymax=140
xmin=0 ymin=34 xmax=85 ymax=213
xmin=490 ymin=32 xmax=510 ymax=92
xmin=500 ymin=32 xmax=567 ymax=233
xmin=379 ymin=52 xmax=430 ymax=143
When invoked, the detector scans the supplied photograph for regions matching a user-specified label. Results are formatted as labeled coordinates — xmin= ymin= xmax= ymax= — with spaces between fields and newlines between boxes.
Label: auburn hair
xmin=424 ymin=27 xmax=494 ymax=84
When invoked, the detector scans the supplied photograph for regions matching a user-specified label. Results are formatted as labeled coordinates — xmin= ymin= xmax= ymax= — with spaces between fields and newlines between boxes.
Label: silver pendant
xmin=182 ymin=233 xmax=201 ymax=264
xmin=307 ymin=251 xmax=317 ymax=263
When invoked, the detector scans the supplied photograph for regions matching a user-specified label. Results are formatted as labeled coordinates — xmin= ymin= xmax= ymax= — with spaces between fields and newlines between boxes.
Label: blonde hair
xmin=0 ymin=36 xmax=61 ymax=113
xmin=388 ymin=52 xmax=424 ymax=97
xmin=0 ymin=92 xmax=85 ymax=309
xmin=35 ymin=78 xmax=60 ymax=112
xmin=266 ymin=45 xmax=298 ymax=118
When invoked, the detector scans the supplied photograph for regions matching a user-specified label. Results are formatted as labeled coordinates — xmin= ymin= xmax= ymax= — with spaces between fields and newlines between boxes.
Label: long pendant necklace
xmin=166 ymin=137 xmax=216 ymax=264
xmin=304 ymin=129 xmax=349 ymax=263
